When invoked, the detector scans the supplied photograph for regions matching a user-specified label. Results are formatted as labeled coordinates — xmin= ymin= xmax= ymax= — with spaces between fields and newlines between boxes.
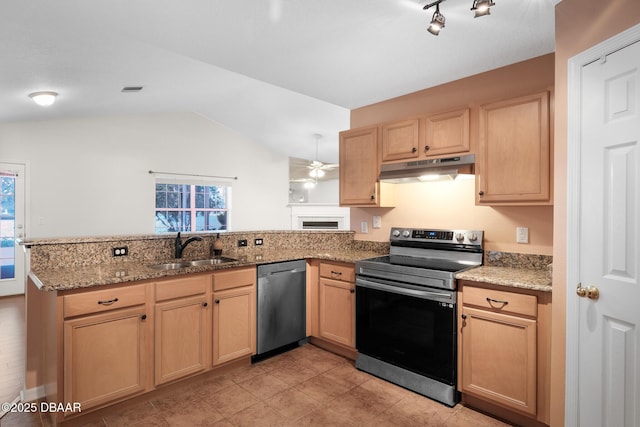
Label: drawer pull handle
xmin=97 ymin=298 xmax=119 ymax=306
xmin=331 ymin=271 xmax=343 ymax=276
xmin=486 ymin=297 xmax=509 ymax=307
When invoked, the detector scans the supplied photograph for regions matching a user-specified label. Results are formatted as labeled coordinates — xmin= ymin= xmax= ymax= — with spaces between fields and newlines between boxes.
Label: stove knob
xmin=392 ymin=229 xmax=401 ymax=237
xmin=467 ymin=232 xmax=478 ymax=242
xmin=455 ymin=233 xmax=465 ymax=242
xmin=402 ymin=230 xmax=411 ymax=238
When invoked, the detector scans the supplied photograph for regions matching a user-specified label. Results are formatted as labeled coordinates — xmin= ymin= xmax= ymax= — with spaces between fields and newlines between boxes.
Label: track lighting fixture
xmin=471 ymin=0 xmax=494 ymax=17
xmin=423 ymin=0 xmax=495 ymax=35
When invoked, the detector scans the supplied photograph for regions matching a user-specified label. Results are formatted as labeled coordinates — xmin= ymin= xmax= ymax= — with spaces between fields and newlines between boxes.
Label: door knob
xmin=576 ymin=283 xmax=600 ymax=300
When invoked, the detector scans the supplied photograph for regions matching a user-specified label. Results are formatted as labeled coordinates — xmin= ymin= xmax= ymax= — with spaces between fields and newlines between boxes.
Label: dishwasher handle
xmin=261 ymin=267 xmax=306 ymax=277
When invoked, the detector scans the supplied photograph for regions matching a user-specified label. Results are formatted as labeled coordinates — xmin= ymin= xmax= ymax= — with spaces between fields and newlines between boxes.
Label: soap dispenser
xmin=213 ymin=233 xmax=223 ymax=257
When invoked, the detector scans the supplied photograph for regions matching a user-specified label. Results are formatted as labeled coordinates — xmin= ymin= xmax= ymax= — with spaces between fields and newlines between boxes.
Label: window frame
xmin=154 ymin=178 xmax=231 ymax=234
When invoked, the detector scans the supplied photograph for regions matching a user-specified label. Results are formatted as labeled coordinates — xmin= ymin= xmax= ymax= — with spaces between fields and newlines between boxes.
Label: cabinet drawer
xmin=213 ymin=266 xmax=256 ymax=291
xmin=155 ymin=274 xmax=210 ymax=302
xmin=319 ymin=262 xmax=355 ymax=283
xmin=462 ymin=285 xmax=537 ymax=318
xmin=64 ymin=284 xmax=147 ymax=318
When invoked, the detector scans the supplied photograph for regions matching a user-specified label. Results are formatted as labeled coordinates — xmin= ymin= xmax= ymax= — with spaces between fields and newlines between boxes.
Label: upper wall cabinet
xmin=339 ymin=127 xmax=394 ymax=207
xmin=381 ymin=119 xmax=420 ymax=162
xmin=424 ymin=108 xmax=470 ymax=157
xmin=476 ymin=91 xmax=551 ymax=205
xmin=380 ymin=108 xmax=470 ymax=164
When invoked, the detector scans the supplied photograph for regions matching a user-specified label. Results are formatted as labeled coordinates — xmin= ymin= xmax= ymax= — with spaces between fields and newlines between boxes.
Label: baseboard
xmin=21 ymin=385 xmax=45 ymax=403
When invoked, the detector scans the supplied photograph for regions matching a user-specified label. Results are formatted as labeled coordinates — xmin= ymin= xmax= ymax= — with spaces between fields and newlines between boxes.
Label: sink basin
xmin=148 ymin=262 xmax=192 ymax=270
xmin=188 ymin=257 xmax=237 ymax=266
xmin=148 ymin=257 xmax=237 ymax=270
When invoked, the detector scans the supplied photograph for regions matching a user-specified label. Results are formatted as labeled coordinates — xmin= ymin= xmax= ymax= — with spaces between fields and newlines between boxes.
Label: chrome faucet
xmin=175 ymin=232 xmax=203 ymax=258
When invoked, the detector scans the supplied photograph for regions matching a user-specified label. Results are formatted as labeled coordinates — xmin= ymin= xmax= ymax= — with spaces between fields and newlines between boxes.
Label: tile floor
xmin=0 ymin=344 xmax=512 ymax=427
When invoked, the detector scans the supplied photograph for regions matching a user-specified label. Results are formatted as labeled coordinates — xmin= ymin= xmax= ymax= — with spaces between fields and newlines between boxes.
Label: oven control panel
xmin=390 ymin=227 xmax=483 ymax=246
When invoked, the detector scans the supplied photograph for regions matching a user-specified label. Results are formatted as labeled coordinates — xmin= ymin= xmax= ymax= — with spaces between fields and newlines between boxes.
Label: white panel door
xmin=0 ymin=163 xmax=25 ymax=296
xmin=576 ymin=38 xmax=640 ymax=426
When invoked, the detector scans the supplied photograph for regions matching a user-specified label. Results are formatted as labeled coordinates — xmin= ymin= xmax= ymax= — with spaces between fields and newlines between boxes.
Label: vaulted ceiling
xmin=0 ymin=0 xmax=557 ymax=163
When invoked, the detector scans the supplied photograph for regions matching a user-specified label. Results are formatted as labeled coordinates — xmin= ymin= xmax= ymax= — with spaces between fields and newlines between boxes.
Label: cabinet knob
xmin=370 ymin=195 xmax=375 ymax=200
xmin=141 ymin=314 xmax=147 ymax=320
xmin=461 ymin=314 xmax=467 ymax=320
xmin=203 ymin=302 xmax=208 ymax=308
xmin=478 ymin=191 xmax=484 ymax=196
xmin=215 ymin=299 xmax=220 ymax=304
xmin=412 ymin=147 xmax=417 ymax=153
xmin=350 ymin=288 xmax=355 ymax=294
xmin=424 ymin=145 xmax=430 ymax=152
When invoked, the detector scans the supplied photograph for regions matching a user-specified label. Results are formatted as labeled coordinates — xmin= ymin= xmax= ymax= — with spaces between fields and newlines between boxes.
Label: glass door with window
xmin=0 ymin=163 xmax=25 ymax=296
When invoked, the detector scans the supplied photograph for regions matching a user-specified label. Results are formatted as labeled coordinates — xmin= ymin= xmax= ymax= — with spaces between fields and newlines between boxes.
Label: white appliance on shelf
xmin=289 ymin=204 xmax=350 ymax=231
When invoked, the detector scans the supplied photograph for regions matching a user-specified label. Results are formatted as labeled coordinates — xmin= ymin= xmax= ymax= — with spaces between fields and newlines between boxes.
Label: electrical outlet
xmin=238 ymin=239 xmax=248 ymax=247
xmin=516 ymin=227 xmax=529 ymax=244
xmin=361 ymin=221 xmax=369 ymax=234
xmin=254 ymin=238 xmax=263 ymax=246
xmin=372 ymin=216 xmax=382 ymax=229
xmin=112 ymin=246 xmax=128 ymax=257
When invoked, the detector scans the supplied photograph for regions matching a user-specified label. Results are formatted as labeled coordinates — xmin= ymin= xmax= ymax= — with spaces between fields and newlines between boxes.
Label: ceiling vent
xmin=121 ymin=86 xmax=143 ymax=93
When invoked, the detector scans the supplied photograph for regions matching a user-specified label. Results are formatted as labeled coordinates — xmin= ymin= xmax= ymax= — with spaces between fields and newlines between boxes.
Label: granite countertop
xmin=455 ymin=266 xmax=552 ymax=293
xmin=29 ymin=249 xmax=383 ymax=292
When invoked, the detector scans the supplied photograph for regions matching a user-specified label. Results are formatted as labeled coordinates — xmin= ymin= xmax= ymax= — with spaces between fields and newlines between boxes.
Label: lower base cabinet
xmin=213 ymin=285 xmax=256 ymax=365
xmin=64 ymin=306 xmax=149 ymax=411
xmin=458 ymin=280 xmax=551 ymax=426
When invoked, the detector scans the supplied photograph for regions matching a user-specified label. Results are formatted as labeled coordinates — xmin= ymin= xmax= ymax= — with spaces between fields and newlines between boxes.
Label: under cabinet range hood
xmin=379 ymin=154 xmax=475 ymax=183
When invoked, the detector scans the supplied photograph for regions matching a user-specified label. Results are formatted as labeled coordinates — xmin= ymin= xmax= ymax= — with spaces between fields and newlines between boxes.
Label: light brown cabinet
xmin=477 ymin=91 xmax=551 ymax=205
xmin=381 ymin=119 xmax=420 ymax=162
xmin=212 ymin=267 xmax=256 ymax=365
xmin=458 ymin=281 xmax=551 ymax=426
xmin=380 ymin=108 xmax=470 ymax=163
xmin=339 ymin=126 xmax=394 ymax=207
xmin=317 ymin=262 xmax=355 ymax=348
xmin=63 ymin=284 xmax=150 ymax=411
xmin=154 ymin=275 xmax=211 ymax=385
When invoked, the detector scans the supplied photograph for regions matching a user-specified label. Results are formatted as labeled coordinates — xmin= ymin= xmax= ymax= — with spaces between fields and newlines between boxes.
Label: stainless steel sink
xmin=148 ymin=262 xmax=192 ymax=270
xmin=148 ymin=257 xmax=237 ymax=270
xmin=188 ymin=257 xmax=237 ymax=266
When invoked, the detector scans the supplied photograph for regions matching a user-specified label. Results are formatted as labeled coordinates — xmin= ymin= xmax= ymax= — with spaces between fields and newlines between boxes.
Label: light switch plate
xmin=516 ymin=227 xmax=529 ymax=244
xmin=361 ymin=221 xmax=369 ymax=233
xmin=372 ymin=216 xmax=382 ymax=229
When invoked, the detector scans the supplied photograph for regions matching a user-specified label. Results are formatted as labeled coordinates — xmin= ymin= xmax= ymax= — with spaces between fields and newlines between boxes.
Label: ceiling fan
xmin=306 ymin=134 xmax=338 ymax=181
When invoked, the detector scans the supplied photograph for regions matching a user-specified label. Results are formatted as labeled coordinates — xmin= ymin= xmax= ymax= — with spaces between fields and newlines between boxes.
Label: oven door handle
xmin=356 ymin=277 xmax=453 ymax=300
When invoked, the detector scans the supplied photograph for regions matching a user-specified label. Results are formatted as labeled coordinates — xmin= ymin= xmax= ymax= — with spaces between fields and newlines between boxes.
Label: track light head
xmin=423 ymin=1 xmax=446 ymax=35
xmin=471 ymin=0 xmax=495 ymax=18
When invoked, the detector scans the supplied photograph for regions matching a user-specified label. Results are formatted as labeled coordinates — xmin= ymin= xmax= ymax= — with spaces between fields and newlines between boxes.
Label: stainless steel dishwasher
xmin=255 ymin=259 xmax=307 ymax=359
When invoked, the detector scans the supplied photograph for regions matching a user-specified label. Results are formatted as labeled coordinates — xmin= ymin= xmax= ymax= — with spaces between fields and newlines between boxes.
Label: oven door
xmin=355 ymin=277 xmax=457 ymax=386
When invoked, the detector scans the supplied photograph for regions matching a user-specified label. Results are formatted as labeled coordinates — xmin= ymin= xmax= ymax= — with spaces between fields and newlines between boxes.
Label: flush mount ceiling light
xmin=29 ymin=91 xmax=58 ymax=106
xmin=423 ymin=0 xmax=495 ymax=35
xmin=471 ymin=0 xmax=495 ymax=17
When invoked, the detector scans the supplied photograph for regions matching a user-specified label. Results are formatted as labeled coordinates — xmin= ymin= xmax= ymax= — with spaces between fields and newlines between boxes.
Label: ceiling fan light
xmin=29 ymin=91 xmax=58 ymax=106
xmin=309 ymin=168 xmax=325 ymax=178
xmin=471 ymin=0 xmax=494 ymax=17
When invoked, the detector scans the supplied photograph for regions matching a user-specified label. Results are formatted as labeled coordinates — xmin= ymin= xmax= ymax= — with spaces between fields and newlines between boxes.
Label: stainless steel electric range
xmin=355 ymin=227 xmax=484 ymax=407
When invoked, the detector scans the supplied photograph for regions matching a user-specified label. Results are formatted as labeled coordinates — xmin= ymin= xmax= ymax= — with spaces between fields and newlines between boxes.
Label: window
xmin=155 ymin=181 xmax=230 ymax=233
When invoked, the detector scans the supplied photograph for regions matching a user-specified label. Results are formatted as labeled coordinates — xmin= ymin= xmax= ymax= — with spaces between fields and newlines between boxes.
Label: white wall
xmin=0 ymin=112 xmax=291 ymax=238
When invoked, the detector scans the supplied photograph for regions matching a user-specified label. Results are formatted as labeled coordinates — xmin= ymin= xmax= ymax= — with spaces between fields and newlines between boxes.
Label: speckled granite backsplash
xmin=484 ymin=251 xmax=552 ymax=269
xmin=24 ymin=231 xmax=389 ymax=271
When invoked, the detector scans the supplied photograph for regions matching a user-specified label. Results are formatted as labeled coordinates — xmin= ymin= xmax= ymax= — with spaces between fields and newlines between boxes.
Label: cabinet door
xmin=339 ymin=127 xmax=380 ymax=206
xmin=64 ymin=306 xmax=148 ymax=411
xmin=425 ymin=108 xmax=470 ymax=157
xmin=477 ymin=92 xmax=550 ymax=204
xmin=318 ymin=277 xmax=355 ymax=347
xmin=155 ymin=295 xmax=211 ymax=385
xmin=460 ymin=306 xmax=537 ymax=416
xmin=381 ymin=119 xmax=420 ymax=162
xmin=213 ymin=286 xmax=256 ymax=365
